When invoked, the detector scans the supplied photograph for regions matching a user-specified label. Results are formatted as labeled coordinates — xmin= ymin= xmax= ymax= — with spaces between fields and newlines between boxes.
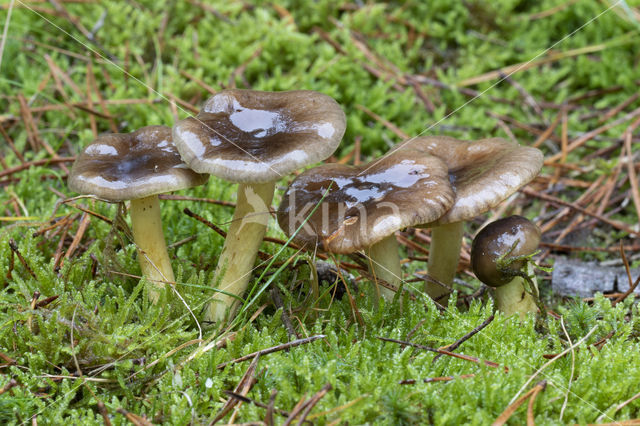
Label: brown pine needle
xmin=522 ymin=188 xmax=640 ymax=237
xmin=305 ymin=394 xmax=368 ymax=421
xmin=588 ymin=420 xmax=640 ymax=426
xmin=493 ymin=380 xmax=546 ymax=426
xmin=612 ymin=241 xmax=640 ymax=306
xmin=546 ymin=106 xmax=640 ymax=163
xmin=400 ymin=373 xmax=476 ymax=385
xmin=211 ymin=354 xmax=261 ymax=424
xmin=216 ymin=335 xmax=326 ymax=369
xmin=527 ymin=381 xmax=546 ymax=426
xmin=596 ymin=392 xmax=640 ymax=423
xmin=116 ymin=408 xmax=153 ymax=426
xmin=8 ymin=238 xmax=37 ymax=279
xmin=435 ymin=314 xmax=495 ymax=361
xmin=377 ymin=336 xmax=507 ymax=371
xmin=0 ymin=379 xmax=18 ymax=395
xmin=623 ymin=116 xmax=640 ymax=224
xmin=355 ymin=104 xmax=409 ymax=139
xmin=510 ymin=326 xmax=597 ymax=405
xmin=224 ymin=390 xmax=291 ymax=419
xmin=459 ymin=36 xmax=635 ymax=87
xmin=283 ymin=383 xmax=332 ymax=426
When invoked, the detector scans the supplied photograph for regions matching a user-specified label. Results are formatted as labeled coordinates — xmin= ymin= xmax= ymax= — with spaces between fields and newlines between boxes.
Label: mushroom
xmin=277 ymin=148 xmax=454 ymax=300
xmin=68 ymin=125 xmax=208 ymax=302
xmin=471 ymin=215 xmax=542 ymax=317
xmin=390 ymin=136 xmax=543 ymax=301
xmin=172 ymin=89 xmax=346 ymax=322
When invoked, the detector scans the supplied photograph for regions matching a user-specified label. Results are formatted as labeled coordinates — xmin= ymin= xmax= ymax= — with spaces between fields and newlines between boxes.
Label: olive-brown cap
xmin=391 ymin=136 xmax=543 ymax=225
xmin=277 ymin=149 xmax=455 ymax=253
xmin=172 ymin=89 xmax=347 ymax=183
xmin=471 ymin=215 xmax=541 ymax=287
xmin=68 ymin=125 xmax=208 ymax=201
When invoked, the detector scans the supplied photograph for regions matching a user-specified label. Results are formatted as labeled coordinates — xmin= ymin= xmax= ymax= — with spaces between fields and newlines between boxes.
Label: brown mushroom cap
xmin=68 ymin=125 xmax=208 ymax=201
xmin=172 ymin=89 xmax=347 ymax=183
xmin=277 ymin=149 xmax=455 ymax=253
xmin=471 ymin=215 xmax=541 ymax=287
xmin=391 ymin=136 xmax=543 ymax=225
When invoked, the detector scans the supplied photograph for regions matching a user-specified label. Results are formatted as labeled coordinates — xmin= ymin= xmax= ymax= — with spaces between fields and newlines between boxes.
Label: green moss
xmin=1 ymin=0 xmax=640 ymax=423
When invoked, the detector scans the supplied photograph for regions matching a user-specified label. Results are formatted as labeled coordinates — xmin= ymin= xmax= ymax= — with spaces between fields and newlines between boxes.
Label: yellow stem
xmin=426 ymin=221 xmax=464 ymax=302
xmin=130 ymin=195 xmax=175 ymax=303
xmin=367 ymin=234 xmax=401 ymax=301
xmin=205 ymin=182 xmax=275 ymax=323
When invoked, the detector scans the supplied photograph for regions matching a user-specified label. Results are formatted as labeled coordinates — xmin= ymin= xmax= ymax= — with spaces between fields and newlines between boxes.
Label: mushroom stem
xmin=206 ymin=181 xmax=275 ymax=323
xmin=493 ymin=263 xmax=539 ymax=318
xmin=130 ymin=195 xmax=175 ymax=303
xmin=366 ymin=234 xmax=401 ymax=301
xmin=425 ymin=221 xmax=464 ymax=301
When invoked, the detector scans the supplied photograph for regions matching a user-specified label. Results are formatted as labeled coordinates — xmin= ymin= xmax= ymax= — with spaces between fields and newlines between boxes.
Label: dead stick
xmin=599 ymin=92 xmax=639 ymax=123
xmin=377 ymin=337 xmax=506 ymax=371
xmin=212 ymin=355 xmax=261 ymax=424
xmin=623 ymin=116 xmax=640 ymax=224
xmin=539 ymin=242 xmax=640 ymax=253
xmin=8 ymin=239 xmax=37 ymax=279
xmin=216 ymin=335 xmax=326 ymax=370
xmin=63 ymin=213 xmax=91 ymax=261
xmin=0 ymin=157 xmax=75 ymax=179
xmin=400 ymin=373 xmax=476 ymax=385
xmin=434 ymin=314 xmax=494 ymax=361
xmin=271 ymin=287 xmax=299 ymax=339
xmin=115 ymin=408 xmax=153 ymax=426
xmin=293 ymin=383 xmax=332 ymax=426
xmin=0 ymin=123 xmax=25 ymax=162
xmin=97 ymin=401 xmax=112 ymax=426
xmin=0 ymin=379 xmax=18 ymax=395
xmin=355 ymin=104 xmax=409 ymax=139
xmin=521 ymin=188 xmax=639 ymax=236
xmin=265 ymin=389 xmax=278 ymax=425
xmin=35 ymin=295 xmax=59 ymax=308
xmin=613 ymin=242 xmax=640 ymax=306
xmin=546 ymin=106 xmax=640 ymax=162
xmin=53 ymin=217 xmax=74 ymax=270
xmin=526 ymin=381 xmax=545 ymax=426
xmin=224 ymin=390 xmax=290 ymax=419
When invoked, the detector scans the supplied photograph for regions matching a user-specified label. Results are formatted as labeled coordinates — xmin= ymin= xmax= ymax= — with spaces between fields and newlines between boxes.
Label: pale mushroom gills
xmin=68 ymin=125 xmax=208 ymax=302
xmin=277 ymin=148 xmax=455 ymax=300
xmin=390 ymin=136 xmax=544 ymax=302
xmin=172 ymin=89 xmax=346 ymax=322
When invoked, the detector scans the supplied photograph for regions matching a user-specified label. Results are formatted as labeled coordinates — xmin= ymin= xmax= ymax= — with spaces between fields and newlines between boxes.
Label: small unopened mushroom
xmin=471 ymin=215 xmax=541 ymax=317
xmin=391 ymin=136 xmax=543 ymax=301
xmin=277 ymin=148 xmax=454 ymax=300
xmin=68 ymin=126 xmax=208 ymax=302
xmin=172 ymin=89 xmax=346 ymax=322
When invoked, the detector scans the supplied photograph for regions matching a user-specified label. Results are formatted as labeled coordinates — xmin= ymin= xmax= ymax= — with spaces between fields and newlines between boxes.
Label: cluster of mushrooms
xmin=68 ymin=89 xmax=545 ymax=323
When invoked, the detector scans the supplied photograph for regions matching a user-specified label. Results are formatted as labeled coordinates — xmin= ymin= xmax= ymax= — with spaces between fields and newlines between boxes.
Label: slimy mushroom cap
xmin=471 ymin=215 xmax=541 ymax=287
xmin=69 ymin=125 xmax=208 ymax=201
xmin=172 ymin=89 xmax=347 ymax=183
xmin=277 ymin=149 xmax=455 ymax=253
xmin=393 ymin=136 xmax=544 ymax=225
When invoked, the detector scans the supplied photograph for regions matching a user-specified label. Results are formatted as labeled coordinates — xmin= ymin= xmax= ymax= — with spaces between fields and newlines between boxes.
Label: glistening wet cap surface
xmin=471 ymin=215 xmax=541 ymax=287
xmin=277 ymin=150 xmax=455 ymax=253
xmin=391 ymin=136 xmax=543 ymax=225
xmin=68 ymin=126 xmax=208 ymax=201
xmin=172 ymin=89 xmax=347 ymax=183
